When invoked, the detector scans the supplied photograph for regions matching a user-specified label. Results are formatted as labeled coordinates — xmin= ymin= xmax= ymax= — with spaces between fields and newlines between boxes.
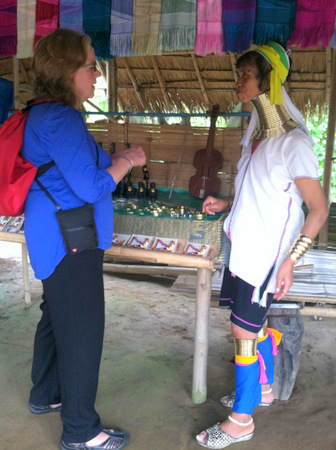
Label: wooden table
xmin=0 ymin=231 xmax=216 ymax=404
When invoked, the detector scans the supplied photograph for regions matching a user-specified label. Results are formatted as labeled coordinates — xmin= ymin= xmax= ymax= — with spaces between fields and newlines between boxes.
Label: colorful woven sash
xmin=34 ymin=0 xmax=59 ymax=48
xmin=83 ymin=0 xmax=111 ymax=59
xmin=288 ymin=0 xmax=336 ymax=48
xmin=17 ymin=0 xmax=36 ymax=58
xmin=59 ymin=0 xmax=83 ymax=34
xmin=253 ymin=0 xmax=296 ymax=46
xmin=132 ymin=0 xmax=162 ymax=56
xmin=195 ymin=0 xmax=223 ymax=56
xmin=0 ymin=0 xmax=17 ymax=58
xmin=222 ymin=0 xmax=256 ymax=53
xmin=158 ymin=0 xmax=196 ymax=52
xmin=110 ymin=0 xmax=133 ymax=56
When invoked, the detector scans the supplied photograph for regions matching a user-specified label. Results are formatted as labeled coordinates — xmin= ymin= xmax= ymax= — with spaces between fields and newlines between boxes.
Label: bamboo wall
xmin=87 ymin=122 xmax=244 ymax=198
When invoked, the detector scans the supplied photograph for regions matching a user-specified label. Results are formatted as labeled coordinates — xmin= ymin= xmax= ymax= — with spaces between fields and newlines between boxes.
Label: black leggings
xmin=30 ymin=249 xmax=105 ymax=443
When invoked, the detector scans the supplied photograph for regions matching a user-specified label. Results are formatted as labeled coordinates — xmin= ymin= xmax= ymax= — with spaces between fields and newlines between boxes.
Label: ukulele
xmin=189 ymin=105 xmax=223 ymax=199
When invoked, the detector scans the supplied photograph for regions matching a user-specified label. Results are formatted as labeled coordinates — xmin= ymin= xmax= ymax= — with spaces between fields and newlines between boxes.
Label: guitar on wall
xmin=188 ymin=104 xmax=223 ymax=199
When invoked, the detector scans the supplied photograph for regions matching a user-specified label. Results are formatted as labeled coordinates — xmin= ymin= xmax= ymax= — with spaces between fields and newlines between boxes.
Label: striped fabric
xmin=253 ymin=0 xmax=296 ymax=46
xmin=158 ymin=0 xmax=197 ymax=52
xmin=110 ymin=0 xmax=133 ymax=56
xmin=288 ymin=0 xmax=336 ymax=48
xmin=222 ymin=0 xmax=256 ymax=53
xmin=195 ymin=0 xmax=223 ymax=56
xmin=83 ymin=0 xmax=111 ymax=59
xmin=59 ymin=0 xmax=83 ymax=33
xmin=17 ymin=0 xmax=36 ymax=58
xmin=0 ymin=0 xmax=17 ymax=58
xmin=34 ymin=0 xmax=59 ymax=48
xmin=132 ymin=0 xmax=162 ymax=56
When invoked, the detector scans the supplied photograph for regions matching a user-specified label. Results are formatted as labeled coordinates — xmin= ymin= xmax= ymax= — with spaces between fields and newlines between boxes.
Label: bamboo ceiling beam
xmin=151 ymin=55 xmax=171 ymax=110
xmin=191 ymin=53 xmax=210 ymax=106
xmin=124 ymin=57 xmax=145 ymax=110
xmin=229 ymin=53 xmax=238 ymax=83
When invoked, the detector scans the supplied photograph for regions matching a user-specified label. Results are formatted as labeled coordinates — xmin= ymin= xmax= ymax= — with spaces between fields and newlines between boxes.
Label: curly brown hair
xmin=32 ymin=29 xmax=92 ymax=108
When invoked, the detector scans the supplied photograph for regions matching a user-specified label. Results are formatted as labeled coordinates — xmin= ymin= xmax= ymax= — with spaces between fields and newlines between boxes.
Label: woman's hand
xmin=273 ymin=257 xmax=294 ymax=301
xmin=122 ymin=145 xmax=147 ymax=168
xmin=202 ymin=196 xmax=230 ymax=215
xmin=106 ymin=145 xmax=146 ymax=184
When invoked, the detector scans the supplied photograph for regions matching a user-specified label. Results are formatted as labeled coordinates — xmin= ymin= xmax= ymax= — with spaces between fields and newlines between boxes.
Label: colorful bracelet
xmin=287 ymin=233 xmax=313 ymax=264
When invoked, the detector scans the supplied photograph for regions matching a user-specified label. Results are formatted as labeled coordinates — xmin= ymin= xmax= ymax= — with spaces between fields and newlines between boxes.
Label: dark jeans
xmin=29 ymin=249 xmax=105 ymax=443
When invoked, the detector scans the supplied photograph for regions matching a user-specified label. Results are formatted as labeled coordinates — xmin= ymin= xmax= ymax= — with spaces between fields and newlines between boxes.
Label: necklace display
xmin=251 ymin=92 xmax=298 ymax=140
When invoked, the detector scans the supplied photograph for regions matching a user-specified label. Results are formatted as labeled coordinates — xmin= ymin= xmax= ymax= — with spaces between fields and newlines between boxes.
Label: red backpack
xmin=0 ymin=100 xmax=54 ymax=216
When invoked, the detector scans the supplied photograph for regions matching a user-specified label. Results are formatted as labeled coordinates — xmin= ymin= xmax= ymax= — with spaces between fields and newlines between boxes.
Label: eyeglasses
xmin=80 ymin=61 xmax=100 ymax=73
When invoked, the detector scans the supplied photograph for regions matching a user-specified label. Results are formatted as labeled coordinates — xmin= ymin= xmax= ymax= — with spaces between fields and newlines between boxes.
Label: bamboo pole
xmin=104 ymin=246 xmax=215 ymax=270
xmin=151 ymin=56 xmax=171 ymax=110
xmin=319 ymin=48 xmax=336 ymax=247
xmin=300 ymin=306 xmax=336 ymax=317
xmin=191 ymin=53 xmax=210 ymax=107
xmin=192 ymin=267 xmax=212 ymax=404
xmin=103 ymin=263 xmax=197 ymax=277
xmin=21 ymin=242 xmax=31 ymax=307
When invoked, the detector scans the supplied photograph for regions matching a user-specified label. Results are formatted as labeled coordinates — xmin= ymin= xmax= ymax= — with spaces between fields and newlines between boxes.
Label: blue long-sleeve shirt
xmin=21 ymin=102 xmax=116 ymax=279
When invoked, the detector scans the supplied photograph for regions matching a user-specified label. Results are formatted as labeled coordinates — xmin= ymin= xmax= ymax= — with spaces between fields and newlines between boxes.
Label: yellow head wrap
xmin=255 ymin=42 xmax=289 ymax=105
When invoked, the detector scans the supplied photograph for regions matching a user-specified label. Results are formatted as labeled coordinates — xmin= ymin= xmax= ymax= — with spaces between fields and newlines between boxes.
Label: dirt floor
xmin=0 ymin=241 xmax=336 ymax=450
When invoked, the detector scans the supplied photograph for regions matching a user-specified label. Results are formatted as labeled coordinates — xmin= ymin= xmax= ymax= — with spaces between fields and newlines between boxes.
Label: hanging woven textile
xmin=110 ymin=0 xmax=133 ymax=56
xmin=158 ymin=0 xmax=196 ymax=52
xmin=288 ymin=0 xmax=336 ymax=48
xmin=253 ymin=0 xmax=296 ymax=46
xmin=34 ymin=0 xmax=59 ymax=48
xmin=330 ymin=14 xmax=336 ymax=48
xmin=222 ymin=0 xmax=257 ymax=53
xmin=132 ymin=0 xmax=162 ymax=55
xmin=59 ymin=0 xmax=83 ymax=34
xmin=195 ymin=0 xmax=223 ymax=56
xmin=0 ymin=0 xmax=17 ymax=58
xmin=17 ymin=0 xmax=36 ymax=58
xmin=83 ymin=0 xmax=111 ymax=59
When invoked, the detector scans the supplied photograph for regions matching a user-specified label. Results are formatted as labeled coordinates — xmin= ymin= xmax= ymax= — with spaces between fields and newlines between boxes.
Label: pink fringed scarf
xmin=195 ymin=0 xmax=223 ymax=56
xmin=288 ymin=0 xmax=336 ymax=48
xmin=0 ymin=0 xmax=17 ymax=58
xmin=34 ymin=0 xmax=59 ymax=48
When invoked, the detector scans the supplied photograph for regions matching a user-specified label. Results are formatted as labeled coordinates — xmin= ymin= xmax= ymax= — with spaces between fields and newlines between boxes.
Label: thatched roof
xmin=0 ymin=45 xmax=332 ymax=117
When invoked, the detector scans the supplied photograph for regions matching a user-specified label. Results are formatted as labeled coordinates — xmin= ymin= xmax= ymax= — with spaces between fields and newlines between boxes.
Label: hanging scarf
xmin=110 ymin=0 xmax=133 ymax=56
xmin=59 ymin=0 xmax=83 ymax=34
xmin=253 ymin=0 xmax=296 ymax=46
xmin=0 ymin=0 xmax=17 ymax=58
xmin=132 ymin=0 xmax=162 ymax=55
xmin=331 ymin=12 xmax=336 ymax=48
xmin=17 ymin=0 xmax=36 ymax=58
xmin=195 ymin=0 xmax=223 ymax=56
xmin=83 ymin=0 xmax=111 ymax=59
xmin=34 ymin=0 xmax=59 ymax=48
xmin=158 ymin=0 xmax=197 ymax=52
xmin=288 ymin=0 xmax=336 ymax=48
xmin=222 ymin=0 xmax=256 ymax=53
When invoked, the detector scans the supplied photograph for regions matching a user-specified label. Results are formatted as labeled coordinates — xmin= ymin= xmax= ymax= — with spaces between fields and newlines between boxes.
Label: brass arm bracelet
xmin=287 ymin=233 xmax=313 ymax=265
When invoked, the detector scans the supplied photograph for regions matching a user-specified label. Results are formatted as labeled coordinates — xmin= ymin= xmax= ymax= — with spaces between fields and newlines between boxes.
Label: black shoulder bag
xmin=35 ymin=148 xmax=99 ymax=255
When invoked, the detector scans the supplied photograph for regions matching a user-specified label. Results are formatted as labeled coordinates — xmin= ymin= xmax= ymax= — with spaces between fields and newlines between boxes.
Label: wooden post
xmin=21 ymin=242 xmax=31 ymax=307
xmin=192 ymin=267 xmax=212 ymax=404
xmin=319 ymin=48 xmax=336 ymax=247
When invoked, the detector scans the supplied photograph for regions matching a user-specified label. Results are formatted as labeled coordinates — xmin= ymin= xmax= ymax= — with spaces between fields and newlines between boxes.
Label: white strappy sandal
xmin=195 ymin=415 xmax=254 ymax=449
